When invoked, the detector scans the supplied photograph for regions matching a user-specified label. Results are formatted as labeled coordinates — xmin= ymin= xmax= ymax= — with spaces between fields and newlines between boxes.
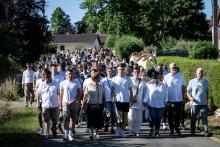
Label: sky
xmin=45 ymin=0 xmax=219 ymax=24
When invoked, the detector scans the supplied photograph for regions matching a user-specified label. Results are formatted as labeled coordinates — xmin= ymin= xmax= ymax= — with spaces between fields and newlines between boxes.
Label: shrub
xmin=104 ymin=34 xmax=119 ymax=48
xmin=172 ymin=40 xmax=191 ymax=51
xmin=0 ymin=78 xmax=20 ymax=101
xmin=157 ymin=56 xmax=220 ymax=110
xmin=160 ymin=37 xmax=178 ymax=50
xmin=144 ymin=45 xmax=158 ymax=53
xmin=187 ymin=40 xmax=218 ymax=59
xmin=115 ymin=35 xmax=144 ymax=60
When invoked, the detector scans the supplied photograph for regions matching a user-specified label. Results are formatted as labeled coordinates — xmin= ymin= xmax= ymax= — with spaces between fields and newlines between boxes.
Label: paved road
xmin=41 ymin=123 xmax=220 ymax=147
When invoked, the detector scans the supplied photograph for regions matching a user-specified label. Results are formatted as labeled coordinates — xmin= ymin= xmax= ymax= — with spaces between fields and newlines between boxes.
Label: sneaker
xmin=96 ymin=134 xmax=100 ymax=139
xmin=154 ymin=132 xmax=160 ymax=137
xmin=89 ymin=135 xmax=93 ymax=140
xmin=68 ymin=134 xmax=74 ymax=141
xmin=129 ymin=131 xmax=134 ymax=136
xmin=37 ymin=128 xmax=43 ymax=135
xmin=51 ymin=127 xmax=57 ymax=137
xmin=135 ymin=133 xmax=139 ymax=137
xmin=191 ymin=131 xmax=195 ymax=136
xmin=63 ymin=135 xmax=69 ymax=141
xmin=162 ymin=123 xmax=167 ymax=131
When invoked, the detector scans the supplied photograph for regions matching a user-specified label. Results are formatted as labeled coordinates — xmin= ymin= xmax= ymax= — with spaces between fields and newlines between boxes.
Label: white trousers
xmin=128 ymin=108 xmax=143 ymax=134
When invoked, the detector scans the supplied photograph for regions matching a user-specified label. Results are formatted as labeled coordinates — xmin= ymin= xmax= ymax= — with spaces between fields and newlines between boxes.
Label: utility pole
xmin=212 ymin=0 xmax=219 ymax=60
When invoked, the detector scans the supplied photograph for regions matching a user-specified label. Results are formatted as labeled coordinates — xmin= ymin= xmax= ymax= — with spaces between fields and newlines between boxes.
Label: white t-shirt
xmin=163 ymin=72 xmax=186 ymax=102
xmin=60 ymin=80 xmax=81 ymax=104
xmin=39 ymin=81 xmax=59 ymax=108
xmin=112 ymin=76 xmax=132 ymax=103
xmin=52 ymin=73 xmax=65 ymax=85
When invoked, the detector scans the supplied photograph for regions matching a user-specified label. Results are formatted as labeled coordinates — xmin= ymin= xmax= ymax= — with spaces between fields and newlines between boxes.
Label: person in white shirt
xmin=59 ymin=69 xmax=81 ymax=141
xmin=146 ymin=70 xmax=168 ymax=137
xmin=101 ymin=67 xmax=116 ymax=134
xmin=112 ymin=63 xmax=133 ymax=137
xmin=22 ymin=62 xmax=35 ymax=107
xmin=163 ymin=63 xmax=186 ymax=136
xmin=128 ymin=66 xmax=148 ymax=136
xmin=33 ymin=64 xmax=43 ymax=89
xmin=187 ymin=68 xmax=210 ymax=137
xmin=38 ymin=69 xmax=59 ymax=138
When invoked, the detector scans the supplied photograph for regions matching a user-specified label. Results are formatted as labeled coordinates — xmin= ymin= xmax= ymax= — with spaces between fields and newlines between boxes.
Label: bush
xmin=160 ymin=37 xmax=178 ymax=50
xmin=187 ymin=40 xmax=218 ymax=59
xmin=115 ymin=35 xmax=144 ymax=60
xmin=157 ymin=56 xmax=220 ymax=110
xmin=104 ymin=34 xmax=119 ymax=48
xmin=144 ymin=45 xmax=158 ymax=53
xmin=0 ymin=78 xmax=20 ymax=101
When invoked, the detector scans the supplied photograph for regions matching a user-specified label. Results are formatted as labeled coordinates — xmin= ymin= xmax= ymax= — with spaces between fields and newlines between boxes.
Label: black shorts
xmin=116 ymin=102 xmax=130 ymax=112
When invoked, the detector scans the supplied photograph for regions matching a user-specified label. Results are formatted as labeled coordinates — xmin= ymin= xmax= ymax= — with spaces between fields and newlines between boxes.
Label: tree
xmin=80 ymin=0 xmax=209 ymax=45
xmin=0 ymin=0 xmax=52 ymax=65
xmin=51 ymin=7 xmax=72 ymax=34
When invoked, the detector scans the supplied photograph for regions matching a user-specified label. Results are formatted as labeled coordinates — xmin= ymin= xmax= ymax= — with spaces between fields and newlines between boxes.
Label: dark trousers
xmin=167 ymin=101 xmax=183 ymax=132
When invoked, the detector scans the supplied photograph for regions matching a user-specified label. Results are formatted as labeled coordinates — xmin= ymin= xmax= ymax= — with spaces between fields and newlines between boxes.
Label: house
xmin=51 ymin=34 xmax=102 ymax=52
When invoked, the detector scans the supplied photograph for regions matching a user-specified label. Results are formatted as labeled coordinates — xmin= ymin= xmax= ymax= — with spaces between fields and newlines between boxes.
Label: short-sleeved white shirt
xmin=101 ymin=77 xmax=113 ymax=102
xmin=60 ymin=80 xmax=80 ymax=104
xmin=52 ymin=73 xmax=65 ymax=85
xmin=112 ymin=76 xmax=132 ymax=103
xmin=146 ymin=80 xmax=168 ymax=108
xmin=39 ymin=81 xmax=59 ymax=108
xmin=163 ymin=72 xmax=186 ymax=102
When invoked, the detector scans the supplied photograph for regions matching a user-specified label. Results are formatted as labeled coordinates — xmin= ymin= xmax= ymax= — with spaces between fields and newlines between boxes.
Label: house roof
xmin=51 ymin=34 xmax=100 ymax=44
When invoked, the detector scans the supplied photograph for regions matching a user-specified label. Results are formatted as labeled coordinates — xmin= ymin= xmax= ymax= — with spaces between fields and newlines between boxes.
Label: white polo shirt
xmin=112 ymin=76 xmax=132 ymax=103
xmin=60 ymin=80 xmax=80 ymax=104
xmin=146 ymin=80 xmax=168 ymax=108
xmin=39 ymin=81 xmax=59 ymax=108
xmin=163 ymin=72 xmax=186 ymax=102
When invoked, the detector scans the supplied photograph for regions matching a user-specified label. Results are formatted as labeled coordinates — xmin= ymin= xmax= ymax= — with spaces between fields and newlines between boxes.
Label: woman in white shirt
xmin=128 ymin=66 xmax=148 ymax=136
xmin=146 ymin=71 xmax=168 ymax=137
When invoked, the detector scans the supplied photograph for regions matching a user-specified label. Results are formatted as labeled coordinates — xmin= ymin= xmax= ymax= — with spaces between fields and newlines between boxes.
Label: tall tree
xmin=0 ymin=0 xmax=51 ymax=65
xmin=51 ymin=7 xmax=72 ymax=34
xmin=81 ymin=0 xmax=209 ymax=45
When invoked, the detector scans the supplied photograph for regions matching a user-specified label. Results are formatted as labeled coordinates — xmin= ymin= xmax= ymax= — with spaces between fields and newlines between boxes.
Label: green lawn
xmin=0 ymin=107 xmax=40 ymax=147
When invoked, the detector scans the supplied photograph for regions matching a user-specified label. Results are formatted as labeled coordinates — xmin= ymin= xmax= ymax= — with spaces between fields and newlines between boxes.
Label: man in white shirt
xmin=22 ymin=62 xmax=35 ymax=107
xmin=163 ymin=63 xmax=186 ymax=136
xmin=112 ymin=63 xmax=133 ymax=137
xmin=59 ymin=69 xmax=81 ymax=141
xmin=101 ymin=67 xmax=116 ymax=134
xmin=38 ymin=69 xmax=59 ymax=138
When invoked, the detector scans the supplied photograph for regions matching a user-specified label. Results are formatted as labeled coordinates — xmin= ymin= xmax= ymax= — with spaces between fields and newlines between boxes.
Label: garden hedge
xmin=157 ymin=56 xmax=220 ymax=110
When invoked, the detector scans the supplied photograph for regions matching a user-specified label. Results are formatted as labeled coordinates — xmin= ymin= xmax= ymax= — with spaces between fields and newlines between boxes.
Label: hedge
xmin=157 ymin=56 xmax=220 ymax=110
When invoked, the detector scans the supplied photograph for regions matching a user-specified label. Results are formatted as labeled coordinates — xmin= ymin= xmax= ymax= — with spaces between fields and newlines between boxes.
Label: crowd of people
xmin=21 ymin=48 xmax=211 ymax=141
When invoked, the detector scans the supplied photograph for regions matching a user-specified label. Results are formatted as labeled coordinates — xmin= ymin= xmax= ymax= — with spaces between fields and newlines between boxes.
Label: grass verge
xmin=0 ymin=107 xmax=39 ymax=147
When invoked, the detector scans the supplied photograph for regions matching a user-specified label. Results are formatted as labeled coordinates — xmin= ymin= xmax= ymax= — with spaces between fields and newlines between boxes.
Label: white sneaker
xmin=163 ymin=123 xmax=167 ymax=130
xmin=96 ymin=134 xmax=100 ymax=139
xmin=68 ymin=134 xmax=74 ymax=141
xmin=93 ymin=129 xmax=97 ymax=136
xmin=37 ymin=128 xmax=43 ymax=135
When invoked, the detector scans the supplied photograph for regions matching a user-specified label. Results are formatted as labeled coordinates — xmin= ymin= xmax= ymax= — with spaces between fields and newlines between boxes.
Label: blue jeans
xmin=105 ymin=101 xmax=117 ymax=126
xmin=191 ymin=105 xmax=208 ymax=133
xmin=148 ymin=106 xmax=165 ymax=133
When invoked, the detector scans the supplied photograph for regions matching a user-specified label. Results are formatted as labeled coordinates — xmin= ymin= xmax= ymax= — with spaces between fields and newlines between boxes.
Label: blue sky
xmin=45 ymin=0 xmax=219 ymax=24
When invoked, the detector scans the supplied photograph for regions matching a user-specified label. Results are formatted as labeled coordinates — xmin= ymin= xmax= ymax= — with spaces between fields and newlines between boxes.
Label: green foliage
xmin=104 ymin=34 xmax=119 ymax=48
xmin=187 ymin=40 xmax=218 ymax=59
xmin=160 ymin=37 xmax=178 ymax=50
xmin=144 ymin=45 xmax=158 ymax=52
xmin=80 ymin=0 xmax=209 ymax=45
xmin=51 ymin=7 xmax=72 ymax=34
xmin=157 ymin=56 xmax=220 ymax=110
xmin=115 ymin=35 xmax=144 ymax=60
